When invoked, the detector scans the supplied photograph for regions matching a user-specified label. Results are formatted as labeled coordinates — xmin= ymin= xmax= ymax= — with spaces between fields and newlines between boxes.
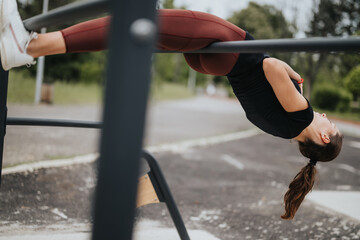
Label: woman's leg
xmin=28 ymin=9 xmax=247 ymax=75
xmin=157 ymin=9 xmax=246 ymax=75
xmin=60 ymin=16 xmax=111 ymax=53
xmin=27 ymin=17 xmax=110 ymax=58
xmin=27 ymin=32 xmax=66 ymax=58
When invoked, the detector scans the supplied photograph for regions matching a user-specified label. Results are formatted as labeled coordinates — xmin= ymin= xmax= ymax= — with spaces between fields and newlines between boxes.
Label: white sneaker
xmin=0 ymin=0 xmax=36 ymax=71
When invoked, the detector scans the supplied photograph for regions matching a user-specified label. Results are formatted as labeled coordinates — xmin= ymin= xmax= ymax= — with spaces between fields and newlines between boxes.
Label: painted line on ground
xmin=0 ymin=219 xmax=221 ymax=240
xmin=147 ymin=128 xmax=260 ymax=154
xmin=221 ymin=154 xmax=245 ymax=170
xmin=336 ymin=163 xmax=360 ymax=176
xmin=348 ymin=141 xmax=360 ymax=149
xmin=307 ymin=191 xmax=360 ymax=222
xmin=2 ymin=153 xmax=99 ymax=175
xmin=2 ymin=128 xmax=261 ymax=175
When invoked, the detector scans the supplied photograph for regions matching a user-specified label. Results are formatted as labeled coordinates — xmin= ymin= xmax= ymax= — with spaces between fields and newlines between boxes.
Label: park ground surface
xmin=0 ymin=96 xmax=359 ymax=240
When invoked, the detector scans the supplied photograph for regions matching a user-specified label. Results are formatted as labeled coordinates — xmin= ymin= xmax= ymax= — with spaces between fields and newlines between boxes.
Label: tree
xmin=300 ymin=0 xmax=360 ymax=99
xmin=18 ymin=0 xmax=107 ymax=84
xmin=228 ymin=2 xmax=294 ymax=40
xmin=159 ymin=0 xmax=175 ymax=9
xmin=154 ymin=0 xmax=190 ymax=85
xmin=345 ymin=66 xmax=360 ymax=101
xmin=228 ymin=2 xmax=295 ymax=64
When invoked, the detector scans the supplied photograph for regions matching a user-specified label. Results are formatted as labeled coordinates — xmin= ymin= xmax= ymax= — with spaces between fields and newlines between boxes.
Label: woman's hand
xmin=299 ymin=83 xmax=303 ymax=95
xmin=297 ymin=78 xmax=304 ymax=95
xmin=263 ymin=58 xmax=308 ymax=112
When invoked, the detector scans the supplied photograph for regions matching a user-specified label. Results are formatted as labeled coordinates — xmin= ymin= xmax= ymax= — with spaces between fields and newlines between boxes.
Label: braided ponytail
xmin=281 ymin=161 xmax=317 ymax=220
xmin=281 ymin=132 xmax=343 ymax=220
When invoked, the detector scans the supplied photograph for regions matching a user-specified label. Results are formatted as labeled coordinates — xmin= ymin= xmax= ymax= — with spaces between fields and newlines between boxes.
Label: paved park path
xmin=1 ymin=96 xmax=360 ymax=239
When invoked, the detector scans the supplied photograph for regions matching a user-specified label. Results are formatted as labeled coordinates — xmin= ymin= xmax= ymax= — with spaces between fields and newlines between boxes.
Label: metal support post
xmin=91 ymin=0 xmax=158 ymax=239
xmin=143 ymin=151 xmax=190 ymax=240
xmin=0 ymin=62 xmax=9 ymax=184
xmin=34 ymin=0 xmax=49 ymax=104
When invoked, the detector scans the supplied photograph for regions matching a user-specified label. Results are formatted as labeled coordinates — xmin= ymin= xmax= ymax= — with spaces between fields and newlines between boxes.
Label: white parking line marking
xmin=348 ymin=141 xmax=360 ymax=149
xmin=51 ymin=208 xmax=68 ymax=220
xmin=2 ymin=129 xmax=260 ymax=175
xmin=0 ymin=219 xmax=221 ymax=240
xmin=2 ymin=153 xmax=99 ymax=175
xmin=307 ymin=191 xmax=360 ymax=221
xmin=147 ymin=128 xmax=260 ymax=154
xmin=336 ymin=163 xmax=360 ymax=176
xmin=221 ymin=154 xmax=244 ymax=170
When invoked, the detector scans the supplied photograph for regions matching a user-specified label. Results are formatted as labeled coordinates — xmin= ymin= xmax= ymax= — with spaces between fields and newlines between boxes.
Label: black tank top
xmin=226 ymin=32 xmax=314 ymax=139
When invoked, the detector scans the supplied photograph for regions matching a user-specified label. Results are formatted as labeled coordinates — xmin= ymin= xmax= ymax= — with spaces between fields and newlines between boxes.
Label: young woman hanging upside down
xmin=0 ymin=0 xmax=343 ymax=220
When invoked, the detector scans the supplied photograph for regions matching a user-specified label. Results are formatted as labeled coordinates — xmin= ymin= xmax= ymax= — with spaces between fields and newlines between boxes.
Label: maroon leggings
xmin=60 ymin=9 xmax=246 ymax=76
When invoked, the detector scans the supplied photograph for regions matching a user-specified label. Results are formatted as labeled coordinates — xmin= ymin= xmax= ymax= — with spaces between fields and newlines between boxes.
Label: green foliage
xmin=18 ymin=0 xmax=77 ymax=19
xmin=314 ymin=59 xmax=342 ymax=86
xmin=294 ymin=0 xmax=360 ymax=100
xmin=339 ymin=54 xmax=360 ymax=79
xmin=228 ymin=2 xmax=294 ymax=39
xmin=307 ymin=0 xmax=360 ymax=37
xmin=227 ymin=2 xmax=294 ymax=62
xmin=19 ymin=0 xmax=106 ymax=84
xmin=79 ymin=52 xmax=107 ymax=84
xmin=159 ymin=0 xmax=175 ymax=9
xmin=345 ymin=65 xmax=360 ymax=99
xmin=153 ymin=54 xmax=177 ymax=82
xmin=153 ymin=53 xmax=191 ymax=85
xmin=312 ymin=84 xmax=352 ymax=112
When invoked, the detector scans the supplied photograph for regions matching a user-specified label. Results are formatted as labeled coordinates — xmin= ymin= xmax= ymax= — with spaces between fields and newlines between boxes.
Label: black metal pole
xmin=91 ymin=0 xmax=157 ymax=239
xmin=6 ymin=117 xmax=102 ymax=129
xmin=158 ymin=37 xmax=360 ymax=53
xmin=0 ymin=62 xmax=9 ymax=185
xmin=23 ymin=0 xmax=109 ymax=31
xmin=143 ymin=151 xmax=190 ymax=240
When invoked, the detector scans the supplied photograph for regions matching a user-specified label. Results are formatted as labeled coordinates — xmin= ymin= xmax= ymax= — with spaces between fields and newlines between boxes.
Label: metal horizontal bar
xmin=6 ymin=117 xmax=102 ymax=129
xmin=158 ymin=37 xmax=360 ymax=53
xmin=23 ymin=0 xmax=109 ymax=31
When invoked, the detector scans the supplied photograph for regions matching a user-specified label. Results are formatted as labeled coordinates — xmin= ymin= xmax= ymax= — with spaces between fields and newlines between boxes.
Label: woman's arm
xmin=277 ymin=59 xmax=301 ymax=82
xmin=278 ymin=59 xmax=304 ymax=95
xmin=262 ymin=58 xmax=308 ymax=112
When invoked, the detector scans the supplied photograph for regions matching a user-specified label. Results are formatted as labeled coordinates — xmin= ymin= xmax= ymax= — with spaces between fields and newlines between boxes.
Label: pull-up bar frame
xmin=1 ymin=0 xmax=360 ymax=239
xmin=158 ymin=37 xmax=360 ymax=53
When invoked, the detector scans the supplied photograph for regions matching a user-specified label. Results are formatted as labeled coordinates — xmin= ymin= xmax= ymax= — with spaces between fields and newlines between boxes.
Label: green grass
xmin=7 ymin=71 xmax=36 ymax=103
xmin=7 ymin=71 xmax=194 ymax=105
xmin=8 ymin=71 xmax=103 ymax=105
xmin=53 ymin=81 xmax=102 ymax=104
xmin=151 ymin=82 xmax=195 ymax=101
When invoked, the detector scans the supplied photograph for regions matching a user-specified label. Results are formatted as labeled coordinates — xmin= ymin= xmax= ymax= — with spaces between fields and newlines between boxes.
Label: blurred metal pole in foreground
xmin=91 ymin=0 xmax=157 ymax=239
xmin=34 ymin=0 xmax=49 ymax=104
xmin=0 ymin=62 xmax=8 ymax=184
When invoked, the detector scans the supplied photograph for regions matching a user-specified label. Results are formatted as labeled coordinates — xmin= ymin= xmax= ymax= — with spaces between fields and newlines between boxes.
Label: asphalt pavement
xmin=0 ymin=96 xmax=359 ymax=239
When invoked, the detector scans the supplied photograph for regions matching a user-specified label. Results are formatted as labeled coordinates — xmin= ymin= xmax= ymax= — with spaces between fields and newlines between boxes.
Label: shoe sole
xmin=0 ymin=0 xmax=34 ymax=71
xmin=1 ymin=40 xmax=8 ymax=71
xmin=1 ymin=28 xmax=9 ymax=70
xmin=0 ymin=0 xmax=8 ymax=70
xmin=0 ymin=0 xmax=22 ymax=71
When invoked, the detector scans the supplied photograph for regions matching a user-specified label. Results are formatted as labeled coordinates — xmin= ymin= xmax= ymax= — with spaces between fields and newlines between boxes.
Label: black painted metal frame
xmin=0 ymin=0 xmax=190 ymax=239
xmin=142 ymin=151 xmax=190 ymax=240
xmin=158 ymin=37 xmax=360 ymax=53
xmin=1 ymin=0 xmax=360 ymax=239
xmin=3 ymin=117 xmax=190 ymax=240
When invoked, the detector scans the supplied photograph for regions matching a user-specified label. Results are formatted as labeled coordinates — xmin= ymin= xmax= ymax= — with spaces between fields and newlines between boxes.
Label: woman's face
xmin=313 ymin=111 xmax=340 ymax=138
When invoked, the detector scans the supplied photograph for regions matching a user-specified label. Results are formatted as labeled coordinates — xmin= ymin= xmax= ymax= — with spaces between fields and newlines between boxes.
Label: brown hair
xmin=281 ymin=133 xmax=343 ymax=220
